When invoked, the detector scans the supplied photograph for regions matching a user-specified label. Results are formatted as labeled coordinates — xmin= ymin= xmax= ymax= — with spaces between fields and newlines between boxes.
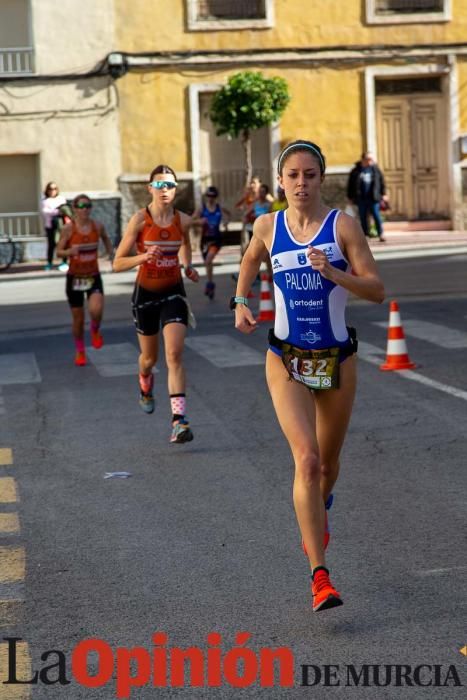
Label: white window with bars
xmin=0 ymin=0 xmax=34 ymax=75
xmin=366 ymin=0 xmax=451 ymax=23
xmin=187 ymin=0 xmax=274 ymax=30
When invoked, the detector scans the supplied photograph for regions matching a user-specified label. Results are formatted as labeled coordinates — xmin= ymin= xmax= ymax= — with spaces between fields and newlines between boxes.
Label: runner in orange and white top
xmin=56 ymin=194 xmax=113 ymax=367
xmin=113 ymin=164 xmax=199 ymax=444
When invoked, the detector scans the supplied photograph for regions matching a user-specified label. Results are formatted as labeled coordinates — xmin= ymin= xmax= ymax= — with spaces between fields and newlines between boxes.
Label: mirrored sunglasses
xmin=151 ymin=180 xmax=177 ymax=190
xmin=75 ymin=202 xmax=92 ymax=209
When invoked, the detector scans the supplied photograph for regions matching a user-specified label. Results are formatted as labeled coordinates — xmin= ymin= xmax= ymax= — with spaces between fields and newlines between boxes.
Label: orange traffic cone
xmin=380 ymin=300 xmax=416 ymax=371
xmin=257 ymin=272 xmax=275 ymax=322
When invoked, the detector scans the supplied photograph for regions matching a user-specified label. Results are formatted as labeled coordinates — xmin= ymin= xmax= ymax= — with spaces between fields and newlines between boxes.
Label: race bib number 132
xmin=282 ymin=347 xmax=340 ymax=390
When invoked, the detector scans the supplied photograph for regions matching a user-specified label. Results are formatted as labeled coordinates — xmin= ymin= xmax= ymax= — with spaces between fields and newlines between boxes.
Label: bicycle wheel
xmin=0 ymin=239 xmax=15 ymax=271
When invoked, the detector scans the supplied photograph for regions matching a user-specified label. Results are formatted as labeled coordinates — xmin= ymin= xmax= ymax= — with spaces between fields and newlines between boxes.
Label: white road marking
xmin=0 ymin=353 xmax=41 ymax=385
xmin=185 ymin=334 xmax=265 ymax=367
xmin=86 ymin=342 xmax=143 ymax=377
xmin=416 ymin=566 xmax=467 ymax=576
xmin=359 ymin=341 xmax=467 ymax=402
xmin=374 ymin=318 xmax=467 ymax=348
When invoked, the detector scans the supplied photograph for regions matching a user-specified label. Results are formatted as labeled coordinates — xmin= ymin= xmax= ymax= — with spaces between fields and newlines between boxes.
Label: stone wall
xmin=321 ymin=172 xmax=349 ymax=211
xmin=88 ymin=197 xmax=122 ymax=246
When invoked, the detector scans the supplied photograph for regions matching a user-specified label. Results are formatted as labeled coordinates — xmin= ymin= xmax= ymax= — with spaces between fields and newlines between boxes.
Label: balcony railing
xmin=0 ymin=212 xmax=42 ymax=239
xmin=0 ymin=47 xmax=34 ymax=75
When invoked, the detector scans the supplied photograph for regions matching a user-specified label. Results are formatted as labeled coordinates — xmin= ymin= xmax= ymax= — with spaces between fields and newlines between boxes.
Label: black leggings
xmin=45 ymin=226 xmax=67 ymax=265
xmin=45 ymin=227 xmax=56 ymax=265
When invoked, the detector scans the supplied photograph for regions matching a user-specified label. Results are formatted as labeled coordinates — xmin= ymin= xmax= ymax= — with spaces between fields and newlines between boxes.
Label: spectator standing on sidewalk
xmin=347 ymin=152 xmax=389 ymax=242
xmin=41 ymin=182 xmax=72 ymax=271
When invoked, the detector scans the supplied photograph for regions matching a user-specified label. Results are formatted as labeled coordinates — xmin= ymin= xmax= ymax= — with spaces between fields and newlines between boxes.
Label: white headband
xmin=278 ymin=143 xmax=325 ymax=174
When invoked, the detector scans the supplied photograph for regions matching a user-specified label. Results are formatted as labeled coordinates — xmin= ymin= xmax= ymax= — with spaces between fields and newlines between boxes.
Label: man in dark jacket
xmin=347 ymin=152 xmax=389 ymax=242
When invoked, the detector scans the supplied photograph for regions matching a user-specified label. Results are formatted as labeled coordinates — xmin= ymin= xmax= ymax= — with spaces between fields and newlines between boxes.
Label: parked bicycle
xmin=0 ymin=211 xmax=41 ymax=272
xmin=0 ymin=233 xmax=16 ymax=271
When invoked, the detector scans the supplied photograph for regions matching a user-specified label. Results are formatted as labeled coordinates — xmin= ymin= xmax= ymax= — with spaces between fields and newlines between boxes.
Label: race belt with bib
xmin=268 ymin=328 xmax=357 ymax=391
xmin=72 ymin=276 xmax=95 ymax=292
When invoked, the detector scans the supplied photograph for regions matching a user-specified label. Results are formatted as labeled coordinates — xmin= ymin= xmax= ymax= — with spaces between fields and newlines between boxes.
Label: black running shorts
xmin=132 ymin=285 xmax=188 ymax=336
xmin=201 ymin=235 xmax=222 ymax=260
xmin=66 ymin=273 xmax=103 ymax=308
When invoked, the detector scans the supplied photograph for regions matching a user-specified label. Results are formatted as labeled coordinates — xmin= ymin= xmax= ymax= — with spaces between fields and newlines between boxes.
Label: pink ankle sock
xmin=75 ymin=338 xmax=85 ymax=353
xmin=170 ymin=394 xmax=186 ymax=418
xmin=91 ymin=320 xmax=100 ymax=334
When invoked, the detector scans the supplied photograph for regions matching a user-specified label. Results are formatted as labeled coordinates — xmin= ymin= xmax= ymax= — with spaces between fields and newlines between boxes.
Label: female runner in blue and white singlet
xmin=233 ymin=140 xmax=384 ymax=612
xmin=269 ymin=206 xmax=354 ymax=364
xmin=192 ymin=186 xmax=230 ymax=299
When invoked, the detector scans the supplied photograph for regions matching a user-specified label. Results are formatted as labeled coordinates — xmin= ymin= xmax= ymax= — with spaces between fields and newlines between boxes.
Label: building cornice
xmin=116 ymin=43 xmax=467 ymax=70
xmin=3 ymin=43 xmax=466 ymax=85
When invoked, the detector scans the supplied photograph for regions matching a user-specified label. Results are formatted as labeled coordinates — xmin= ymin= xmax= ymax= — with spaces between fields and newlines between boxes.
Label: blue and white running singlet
xmin=201 ymin=203 xmax=222 ymax=238
xmin=270 ymin=209 xmax=350 ymax=351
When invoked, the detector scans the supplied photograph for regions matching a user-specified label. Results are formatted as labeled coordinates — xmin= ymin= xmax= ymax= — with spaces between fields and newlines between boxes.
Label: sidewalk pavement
xmin=1 ymin=229 xmax=467 ymax=283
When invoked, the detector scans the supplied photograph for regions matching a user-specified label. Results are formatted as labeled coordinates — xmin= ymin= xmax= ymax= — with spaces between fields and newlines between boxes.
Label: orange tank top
xmin=68 ymin=221 xmax=100 ymax=277
xmin=135 ymin=208 xmax=184 ymax=294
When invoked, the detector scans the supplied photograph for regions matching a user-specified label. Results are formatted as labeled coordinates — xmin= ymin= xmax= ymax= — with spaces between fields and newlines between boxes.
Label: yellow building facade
xmin=114 ymin=0 xmax=467 ymax=228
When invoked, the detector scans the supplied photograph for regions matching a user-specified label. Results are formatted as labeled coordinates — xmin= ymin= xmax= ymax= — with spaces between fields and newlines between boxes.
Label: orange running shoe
xmin=311 ymin=567 xmax=343 ymax=612
xmin=91 ymin=331 xmax=104 ymax=349
xmin=74 ymin=351 xmax=86 ymax=366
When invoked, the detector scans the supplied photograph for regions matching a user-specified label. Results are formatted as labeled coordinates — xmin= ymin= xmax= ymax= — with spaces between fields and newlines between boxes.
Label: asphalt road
xmin=0 ymin=254 xmax=466 ymax=699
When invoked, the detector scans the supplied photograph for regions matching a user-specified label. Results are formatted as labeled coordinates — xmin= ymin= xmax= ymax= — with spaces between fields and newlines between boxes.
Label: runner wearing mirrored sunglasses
xmin=113 ymin=165 xmax=199 ymax=444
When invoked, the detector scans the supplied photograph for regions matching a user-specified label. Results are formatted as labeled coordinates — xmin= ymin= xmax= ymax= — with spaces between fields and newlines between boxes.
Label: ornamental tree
xmin=209 ymin=70 xmax=290 ymax=188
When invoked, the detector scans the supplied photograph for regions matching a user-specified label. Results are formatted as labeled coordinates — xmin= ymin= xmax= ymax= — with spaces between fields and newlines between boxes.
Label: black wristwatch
xmin=229 ymin=296 xmax=249 ymax=310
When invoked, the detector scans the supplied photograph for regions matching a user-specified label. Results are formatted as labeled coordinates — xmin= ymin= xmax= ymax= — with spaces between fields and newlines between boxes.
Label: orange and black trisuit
xmin=66 ymin=220 xmax=103 ymax=308
xmin=132 ymin=208 xmax=189 ymax=336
